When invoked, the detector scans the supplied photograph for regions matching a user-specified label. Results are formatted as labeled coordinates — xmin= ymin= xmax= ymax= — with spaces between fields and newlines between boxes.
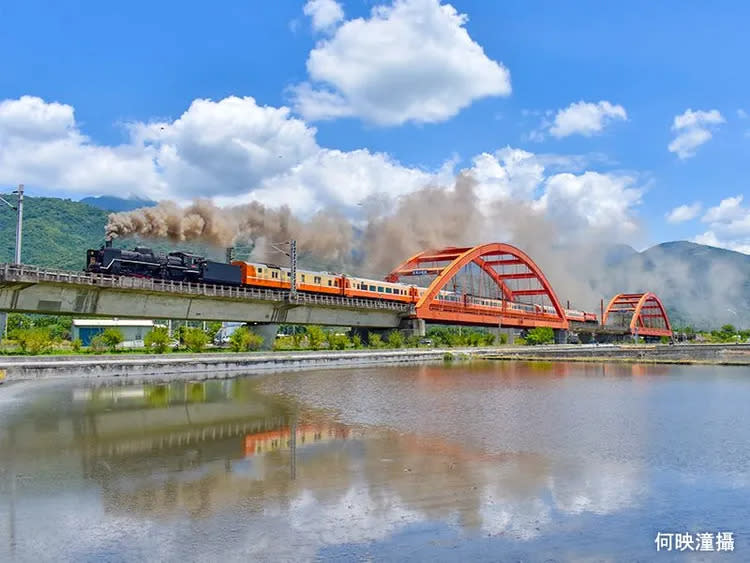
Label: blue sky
xmin=1 ymin=0 xmax=749 ymax=252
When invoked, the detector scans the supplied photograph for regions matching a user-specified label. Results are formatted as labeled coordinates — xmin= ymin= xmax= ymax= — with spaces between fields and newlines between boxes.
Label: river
xmin=1 ymin=361 xmax=748 ymax=561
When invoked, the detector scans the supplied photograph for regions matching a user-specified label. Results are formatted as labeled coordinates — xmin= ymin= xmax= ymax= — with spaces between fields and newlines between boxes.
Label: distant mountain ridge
xmin=595 ymin=241 xmax=750 ymax=329
xmin=79 ymin=196 xmax=157 ymax=212
xmin=1 ymin=195 xmax=748 ymax=328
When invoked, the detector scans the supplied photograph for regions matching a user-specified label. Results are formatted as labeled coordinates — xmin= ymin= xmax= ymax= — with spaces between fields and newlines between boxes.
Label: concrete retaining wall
xmin=487 ymin=343 xmax=750 ymax=364
xmin=0 ymin=348 xmax=498 ymax=382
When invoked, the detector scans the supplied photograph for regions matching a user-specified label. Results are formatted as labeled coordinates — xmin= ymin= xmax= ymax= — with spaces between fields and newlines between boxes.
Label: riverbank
xmin=1 ymin=343 xmax=748 ymax=383
xmin=485 ymin=342 xmax=750 ymax=365
xmin=0 ymin=347 xmax=499 ymax=382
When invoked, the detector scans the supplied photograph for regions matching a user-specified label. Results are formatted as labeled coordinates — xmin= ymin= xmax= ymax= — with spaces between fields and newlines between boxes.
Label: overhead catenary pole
xmin=14 ymin=184 xmax=23 ymax=264
xmin=289 ymin=239 xmax=297 ymax=300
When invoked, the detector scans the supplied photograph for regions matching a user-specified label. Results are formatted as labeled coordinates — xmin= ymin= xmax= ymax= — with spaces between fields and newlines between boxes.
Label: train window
xmin=258 ymin=268 xmax=263 ymax=273
xmin=385 ymin=287 xmax=392 ymax=294
xmin=314 ymin=276 xmax=321 ymax=284
xmin=272 ymin=271 xmax=278 ymax=279
xmin=301 ymin=274 xmax=306 ymax=282
xmin=377 ymin=286 xmax=384 ymax=292
xmin=369 ymin=285 xmax=375 ymax=291
xmin=328 ymin=280 xmax=332 ymax=286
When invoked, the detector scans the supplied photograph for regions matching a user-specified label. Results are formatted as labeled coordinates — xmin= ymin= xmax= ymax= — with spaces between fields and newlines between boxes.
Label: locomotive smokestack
xmin=105 ymin=238 xmax=113 ymax=248
xmin=225 ymin=247 xmax=234 ymax=263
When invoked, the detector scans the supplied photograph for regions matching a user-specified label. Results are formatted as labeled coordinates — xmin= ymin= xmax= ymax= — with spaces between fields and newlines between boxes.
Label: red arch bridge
xmin=0 ymin=242 xmax=672 ymax=340
xmin=388 ymin=243 xmax=673 ymax=340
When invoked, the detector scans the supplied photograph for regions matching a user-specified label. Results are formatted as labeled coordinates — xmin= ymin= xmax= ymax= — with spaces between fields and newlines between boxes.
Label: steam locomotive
xmin=85 ymin=241 xmax=242 ymax=285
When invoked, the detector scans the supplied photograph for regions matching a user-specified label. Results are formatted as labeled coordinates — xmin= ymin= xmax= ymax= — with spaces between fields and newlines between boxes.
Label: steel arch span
xmin=387 ymin=243 xmax=569 ymax=329
xmin=602 ymin=292 xmax=673 ymax=338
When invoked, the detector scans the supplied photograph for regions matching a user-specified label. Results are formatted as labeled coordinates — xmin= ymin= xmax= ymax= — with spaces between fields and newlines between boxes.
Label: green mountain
xmin=0 ymin=194 xmax=221 ymax=270
xmin=598 ymin=241 xmax=750 ymax=330
xmin=79 ymin=195 xmax=157 ymax=212
xmin=0 ymin=194 xmax=109 ymax=269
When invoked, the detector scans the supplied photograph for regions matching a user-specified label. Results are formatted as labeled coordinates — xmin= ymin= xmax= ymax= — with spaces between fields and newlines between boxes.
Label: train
xmin=85 ymin=242 xmax=599 ymax=323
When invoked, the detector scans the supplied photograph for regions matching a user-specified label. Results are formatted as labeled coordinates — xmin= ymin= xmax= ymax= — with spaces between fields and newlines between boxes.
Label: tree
xmin=7 ymin=313 xmax=33 ymax=334
xmin=368 ymin=333 xmax=384 ymax=348
xmin=89 ymin=335 xmax=108 ymax=353
xmin=183 ymin=327 xmax=209 ymax=352
xmin=329 ymin=333 xmax=350 ymax=350
xmin=100 ymin=328 xmax=125 ymax=352
xmin=525 ymin=327 xmax=554 ymax=345
xmin=306 ymin=325 xmax=325 ymax=350
xmin=387 ymin=331 xmax=404 ymax=348
xmin=15 ymin=328 xmax=53 ymax=355
xmin=229 ymin=326 xmax=264 ymax=352
xmin=205 ymin=321 xmax=222 ymax=341
xmin=144 ymin=326 xmax=170 ymax=353
xmin=406 ymin=334 xmax=421 ymax=348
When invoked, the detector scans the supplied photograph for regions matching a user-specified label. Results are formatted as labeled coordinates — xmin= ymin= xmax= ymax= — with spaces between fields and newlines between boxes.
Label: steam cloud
xmin=105 ymin=174 xmax=749 ymax=326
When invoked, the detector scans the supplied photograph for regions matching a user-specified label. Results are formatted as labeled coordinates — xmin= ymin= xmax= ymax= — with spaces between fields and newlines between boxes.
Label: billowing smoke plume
xmin=106 ymin=199 xmax=353 ymax=264
xmin=105 ymin=174 xmax=750 ymax=327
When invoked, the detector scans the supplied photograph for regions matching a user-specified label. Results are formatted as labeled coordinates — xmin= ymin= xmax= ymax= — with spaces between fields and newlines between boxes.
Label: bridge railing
xmin=0 ymin=263 xmax=410 ymax=313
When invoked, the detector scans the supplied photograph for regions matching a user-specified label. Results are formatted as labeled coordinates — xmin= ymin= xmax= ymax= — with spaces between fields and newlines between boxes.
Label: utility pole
xmin=0 ymin=184 xmax=23 ymax=340
xmin=0 ymin=184 xmax=24 ymax=264
xmin=14 ymin=184 xmax=23 ymax=264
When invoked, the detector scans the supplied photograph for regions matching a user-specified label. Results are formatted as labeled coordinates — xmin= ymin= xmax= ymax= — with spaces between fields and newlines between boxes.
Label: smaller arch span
xmin=602 ymin=292 xmax=672 ymax=338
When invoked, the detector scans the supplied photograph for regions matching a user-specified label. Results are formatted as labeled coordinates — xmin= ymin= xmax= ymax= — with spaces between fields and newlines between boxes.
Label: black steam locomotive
xmin=85 ymin=241 xmax=242 ymax=285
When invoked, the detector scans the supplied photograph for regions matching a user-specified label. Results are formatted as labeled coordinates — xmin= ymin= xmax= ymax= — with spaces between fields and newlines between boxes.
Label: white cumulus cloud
xmin=668 ymin=108 xmax=724 ymax=159
xmin=547 ymin=100 xmax=627 ymax=139
xmin=0 ymin=94 xmax=646 ymax=246
xmin=693 ymin=195 xmax=750 ymax=254
xmin=292 ymin=0 xmax=511 ymax=125
xmin=303 ymin=0 xmax=344 ymax=32
xmin=666 ymin=202 xmax=702 ymax=224
xmin=535 ymin=171 xmax=643 ymax=239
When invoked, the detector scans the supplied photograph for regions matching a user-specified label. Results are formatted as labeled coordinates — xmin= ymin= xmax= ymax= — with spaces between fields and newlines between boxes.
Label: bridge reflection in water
xmin=0 ymin=366 xmax=663 ymax=561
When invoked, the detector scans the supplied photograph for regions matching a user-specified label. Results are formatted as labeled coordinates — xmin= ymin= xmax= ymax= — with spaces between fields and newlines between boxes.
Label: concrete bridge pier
xmin=554 ymin=329 xmax=569 ymax=344
xmin=249 ymin=323 xmax=280 ymax=350
xmin=399 ymin=318 xmax=426 ymax=338
xmin=494 ymin=327 xmax=516 ymax=345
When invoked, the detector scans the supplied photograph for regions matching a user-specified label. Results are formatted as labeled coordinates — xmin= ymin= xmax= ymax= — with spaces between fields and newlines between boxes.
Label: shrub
xmin=183 ymin=327 xmax=209 ymax=353
xmin=144 ymin=326 xmax=170 ymax=354
xmin=328 ymin=333 xmax=350 ymax=350
xmin=229 ymin=326 xmax=264 ymax=352
xmin=351 ymin=334 xmax=363 ymax=349
xmin=483 ymin=333 xmax=496 ymax=346
xmin=387 ymin=331 xmax=404 ymax=348
xmin=306 ymin=325 xmax=325 ymax=350
xmin=498 ymin=333 xmax=508 ymax=345
xmin=273 ymin=335 xmax=295 ymax=351
xmin=15 ymin=328 xmax=53 ymax=355
xmin=443 ymin=352 xmax=454 ymax=362
xmin=71 ymin=338 xmax=82 ymax=353
xmin=406 ymin=335 xmax=421 ymax=348
xmin=100 ymin=328 xmax=125 ymax=352
xmin=89 ymin=335 xmax=108 ymax=353
xmin=291 ymin=331 xmax=303 ymax=349
xmin=368 ymin=333 xmax=384 ymax=348
xmin=524 ymin=327 xmax=554 ymax=346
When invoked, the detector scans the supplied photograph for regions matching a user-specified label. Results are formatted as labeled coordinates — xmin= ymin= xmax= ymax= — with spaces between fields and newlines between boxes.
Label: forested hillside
xmin=0 ymin=195 xmax=218 ymax=270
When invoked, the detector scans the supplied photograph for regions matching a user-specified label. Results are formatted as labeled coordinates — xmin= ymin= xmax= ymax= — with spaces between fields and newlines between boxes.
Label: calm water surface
xmin=1 ymin=361 xmax=749 ymax=562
